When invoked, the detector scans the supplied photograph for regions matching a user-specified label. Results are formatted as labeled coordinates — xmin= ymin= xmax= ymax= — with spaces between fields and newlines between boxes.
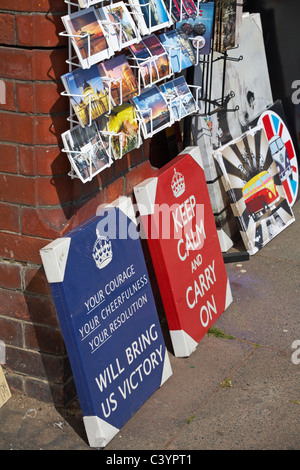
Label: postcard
xmin=97 ymin=103 xmax=141 ymax=159
xmin=129 ymin=41 xmax=159 ymax=88
xmin=97 ymin=2 xmax=141 ymax=51
xmin=128 ymin=0 xmax=172 ymax=35
xmin=163 ymin=0 xmax=189 ymax=22
xmin=61 ymin=7 xmax=113 ymax=69
xmin=62 ymin=122 xmax=111 ymax=183
xmin=61 ymin=65 xmax=111 ymax=127
xmin=176 ymin=2 xmax=214 ymax=56
xmin=97 ymin=54 xmax=139 ymax=107
xmin=131 ymin=85 xmax=172 ymax=138
xmin=142 ymin=34 xmax=171 ymax=80
xmin=160 ymin=76 xmax=198 ymax=121
xmin=159 ymin=28 xmax=196 ymax=73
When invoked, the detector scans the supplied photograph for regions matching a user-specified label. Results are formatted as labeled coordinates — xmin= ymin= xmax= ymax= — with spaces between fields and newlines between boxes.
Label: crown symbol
xmin=92 ymin=229 xmax=113 ymax=270
xmin=171 ymin=168 xmax=185 ymax=198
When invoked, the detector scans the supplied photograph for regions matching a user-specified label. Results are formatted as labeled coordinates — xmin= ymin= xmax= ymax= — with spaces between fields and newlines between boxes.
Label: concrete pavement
xmin=0 ymin=199 xmax=299 ymax=451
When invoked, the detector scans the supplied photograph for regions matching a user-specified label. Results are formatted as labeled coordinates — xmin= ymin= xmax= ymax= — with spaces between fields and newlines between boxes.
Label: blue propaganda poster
xmin=40 ymin=197 xmax=172 ymax=447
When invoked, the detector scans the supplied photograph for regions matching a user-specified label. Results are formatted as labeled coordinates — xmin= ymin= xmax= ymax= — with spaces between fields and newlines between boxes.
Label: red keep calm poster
xmin=134 ymin=147 xmax=232 ymax=357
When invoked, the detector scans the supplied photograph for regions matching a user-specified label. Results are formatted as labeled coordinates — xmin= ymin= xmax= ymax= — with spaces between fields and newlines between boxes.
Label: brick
xmin=0 ymin=288 xmax=29 ymax=321
xmin=0 ymin=202 xmax=20 ymax=233
xmin=19 ymin=146 xmax=37 ymax=175
xmin=24 ymin=266 xmax=51 ymax=296
xmin=16 ymin=82 xmax=34 ymax=114
xmin=125 ymin=160 xmax=156 ymax=195
xmin=0 ymin=0 xmax=67 ymax=13
xmin=24 ymin=294 xmax=58 ymax=327
xmin=105 ymin=176 xmax=124 ymax=203
xmin=0 ymin=317 xmax=23 ymax=348
xmin=0 ymin=80 xmax=16 ymax=112
xmin=0 ymin=13 xmax=16 ymax=45
xmin=21 ymin=206 xmax=69 ymax=239
xmin=0 ymin=174 xmax=35 ymax=205
xmin=6 ymin=346 xmax=59 ymax=382
xmin=34 ymin=114 xmax=69 ymax=145
xmin=0 ymin=232 xmax=51 ymax=264
xmin=0 ymin=47 xmax=33 ymax=81
xmin=24 ymin=323 xmax=65 ymax=355
xmin=36 ymin=174 xmax=83 ymax=206
xmin=16 ymin=14 xmax=66 ymax=48
xmin=0 ymin=143 xmax=18 ymax=173
xmin=114 ymin=153 xmax=131 ymax=178
xmin=34 ymin=82 xmax=68 ymax=114
xmin=0 ymin=111 xmax=33 ymax=144
xmin=36 ymin=146 xmax=70 ymax=176
xmin=70 ymin=190 xmax=106 ymax=228
xmin=32 ymin=48 xmax=69 ymax=81
xmin=0 ymin=47 xmax=68 ymax=81
xmin=0 ymin=261 xmax=22 ymax=289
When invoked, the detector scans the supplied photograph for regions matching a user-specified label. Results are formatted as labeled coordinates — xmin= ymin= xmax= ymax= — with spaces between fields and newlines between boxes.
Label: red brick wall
xmin=0 ymin=1 xmax=156 ymax=405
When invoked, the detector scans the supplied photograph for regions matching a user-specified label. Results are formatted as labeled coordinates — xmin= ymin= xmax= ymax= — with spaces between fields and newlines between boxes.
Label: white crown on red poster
xmin=171 ymin=168 xmax=185 ymax=198
xmin=92 ymin=229 xmax=113 ymax=269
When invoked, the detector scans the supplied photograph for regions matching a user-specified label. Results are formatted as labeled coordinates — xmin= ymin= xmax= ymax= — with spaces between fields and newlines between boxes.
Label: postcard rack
xmin=60 ymin=0 xmax=244 ymax=181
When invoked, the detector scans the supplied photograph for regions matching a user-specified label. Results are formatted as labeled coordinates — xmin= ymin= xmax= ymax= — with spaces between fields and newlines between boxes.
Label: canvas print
xmin=257 ymin=107 xmax=299 ymax=207
xmin=176 ymin=2 xmax=214 ymax=56
xmin=132 ymin=85 xmax=172 ymax=138
xmin=160 ymin=76 xmax=198 ymax=121
xmin=98 ymin=2 xmax=141 ymax=51
xmin=129 ymin=0 xmax=172 ymax=35
xmin=219 ymin=0 xmax=237 ymax=52
xmin=142 ymin=34 xmax=171 ymax=80
xmin=62 ymin=122 xmax=111 ymax=183
xmin=192 ymin=12 xmax=274 ymax=172
xmin=159 ymin=28 xmax=196 ymax=73
xmin=215 ymin=125 xmax=295 ymax=255
xmin=62 ymin=7 xmax=112 ymax=69
xmin=97 ymin=54 xmax=139 ymax=107
xmin=163 ymin=0 xmax=189 ymax=21
xmin=97 ymin=103 xmax=141 ymax=159
xmin=129 ymin=40 xmax=159 ymax=87
xmin=61 ymin=65 xmax=111 ymax=127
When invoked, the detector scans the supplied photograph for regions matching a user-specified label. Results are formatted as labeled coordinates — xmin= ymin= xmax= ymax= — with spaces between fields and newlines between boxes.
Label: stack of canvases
xmin=192 ymin=12 xmax=298 ymax=252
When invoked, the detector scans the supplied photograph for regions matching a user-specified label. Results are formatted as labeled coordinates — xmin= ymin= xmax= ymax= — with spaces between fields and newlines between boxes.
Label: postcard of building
xmin=61 ymin=65 xmax=110 ymax=127
xmin=97 ymin=54 xmax=139 ymax=107
xmin=97 ymin=2 xmax=141 ymax=51
xmin=129 ymin=0 xmax=172 ymax=35
xmin=159 ymin=28 xmax=196 ymax=73
xmin=142 ymin=34 xmax=172 ymax=80
xmin=129 ymin=41 xmax=159 ymax=88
